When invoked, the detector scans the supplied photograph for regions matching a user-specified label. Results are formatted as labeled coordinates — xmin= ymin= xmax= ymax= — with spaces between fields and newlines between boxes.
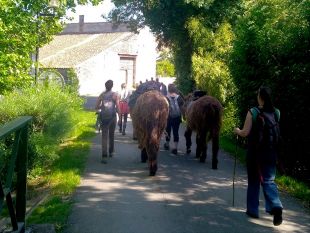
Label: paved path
xmin=64 ymin=119 xmax=310 ymax=233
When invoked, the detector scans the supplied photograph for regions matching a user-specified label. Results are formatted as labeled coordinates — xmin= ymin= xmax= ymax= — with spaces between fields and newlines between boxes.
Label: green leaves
xmin=156 ymin=60 xmax=175 ymax=77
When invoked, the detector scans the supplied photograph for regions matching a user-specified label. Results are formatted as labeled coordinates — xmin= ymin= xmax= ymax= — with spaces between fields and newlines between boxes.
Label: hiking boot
xmin=171 ymin=149 xmax=178 ymax=155
xmin=101 ymin=157 xmax=107 ymax=164
xmin=272 ymin=208 xmax=283 ymax=226
xmin=109 ymin=152 xmax=115 ymax=158
xmin=164 ymin=142 xmax=170 ymax=150
xmin=186 ymin=147 xmax=191 ymax=154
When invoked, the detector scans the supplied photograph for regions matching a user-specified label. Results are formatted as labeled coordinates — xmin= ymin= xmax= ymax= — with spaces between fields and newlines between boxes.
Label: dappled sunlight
xmin=228 ymin=206 xmax=310 ymax=232
xmin=205 ymin=179 xmax=233 ymax=187
xmin=204 ymin=196 xmax=227 ymax=205
xmin=189 ymin=200 xmax=209 ymax=204
xmin=118 ymin=170 xmax=145 ymax=175
xmin=66 ymin=124 xmax=310 ymax=233
xmin=145 ymin=192 xmax=184 ymax=202
xmin=114 ymin=138 xmax=138 ymax=144
xmin=127 ymin=185 xmax=149 ymax=192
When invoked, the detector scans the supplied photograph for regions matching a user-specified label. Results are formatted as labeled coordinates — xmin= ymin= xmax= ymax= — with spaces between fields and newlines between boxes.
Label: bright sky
xmin=66 ymin=1 xmax=115 ymax=23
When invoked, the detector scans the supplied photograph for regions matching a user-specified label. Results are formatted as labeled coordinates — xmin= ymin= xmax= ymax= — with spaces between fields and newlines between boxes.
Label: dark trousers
xmin=118 ymin=113 xmax=128 ymax=132
xmin=101 ymin=116 xmax=116 ymax=157
xmin=165 ymin=116 xmax=181 ymax=142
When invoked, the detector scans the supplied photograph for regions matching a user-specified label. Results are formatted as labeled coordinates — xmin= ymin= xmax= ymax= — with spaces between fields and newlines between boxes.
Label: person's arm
xmin=234 ymin=111 xmax=252 ymax=137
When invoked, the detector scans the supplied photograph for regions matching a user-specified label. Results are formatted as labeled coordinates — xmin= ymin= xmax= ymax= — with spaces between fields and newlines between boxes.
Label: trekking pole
xmin=233 ymin=135 xmax=238 ymax=207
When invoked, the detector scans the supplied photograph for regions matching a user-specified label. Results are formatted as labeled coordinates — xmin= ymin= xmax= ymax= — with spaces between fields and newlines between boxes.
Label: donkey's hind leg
xmin=212 ymin=133 xmax=220 ymax=169
xmin=141 ymin=148 xmax=148 ymax=163
xmin=198 ymin=131 xmax=207 ymax=163
xmin=184 ymin=127 xmax=192 ymax=154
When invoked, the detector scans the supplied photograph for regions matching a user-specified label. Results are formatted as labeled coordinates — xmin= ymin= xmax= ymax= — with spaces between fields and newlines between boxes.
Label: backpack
xmin=251 ymin=107 xmax=281 ymax=148
xmin=128 ymin=81 xmax=159 ymax=109
xmin=167 ymin=95 xmax=181 ymax=118
xmin=99 ymin=91 xmax=116 ymax=123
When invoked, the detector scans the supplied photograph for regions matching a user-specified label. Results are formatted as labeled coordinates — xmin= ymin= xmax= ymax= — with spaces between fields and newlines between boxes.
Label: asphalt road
xmin=64 ymin=118 xmax=310 ymax=233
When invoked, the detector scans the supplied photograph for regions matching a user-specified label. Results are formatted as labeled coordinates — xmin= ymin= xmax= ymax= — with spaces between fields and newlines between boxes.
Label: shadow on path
xmin=64 ymin=119 xmax=310 ymax=233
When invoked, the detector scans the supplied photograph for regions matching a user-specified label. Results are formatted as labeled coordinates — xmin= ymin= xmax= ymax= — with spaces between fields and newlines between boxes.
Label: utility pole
xmin=33 ymin=0 xmax=59 ymax=84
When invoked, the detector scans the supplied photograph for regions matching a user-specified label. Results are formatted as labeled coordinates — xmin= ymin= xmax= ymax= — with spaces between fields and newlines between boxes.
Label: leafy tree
xmin=156 ymin=48 xmax=175 ymax=77
xmin=187 ymin=18 xmax=235 ymax=104
xmin=109 ymin=0 xmax=242 ymax=94
xmin=156 ymin=60 xmax=175 ymax=77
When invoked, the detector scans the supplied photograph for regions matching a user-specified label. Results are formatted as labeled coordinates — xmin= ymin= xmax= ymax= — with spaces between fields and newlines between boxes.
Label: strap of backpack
xmin=274 ymin=108 xmax=280 ymax=122
xmin=250 ymin=107 xmax=260 ymax=123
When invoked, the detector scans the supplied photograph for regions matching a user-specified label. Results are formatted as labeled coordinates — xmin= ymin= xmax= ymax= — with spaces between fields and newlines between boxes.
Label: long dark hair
xmin=258 ymin=86 xmax=274 ymax=112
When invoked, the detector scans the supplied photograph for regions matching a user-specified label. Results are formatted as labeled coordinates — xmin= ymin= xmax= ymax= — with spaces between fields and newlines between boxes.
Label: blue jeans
xmin=246 ymin=146 xmax=283 ymax=216
xmin=165 ymin=116 xmax=181 ymax=142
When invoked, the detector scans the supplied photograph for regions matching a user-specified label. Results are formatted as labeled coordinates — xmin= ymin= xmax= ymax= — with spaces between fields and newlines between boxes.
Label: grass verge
xmin=26 ymin=110 xmax=96 ymax=232
xmin=220 ymin=135 xmax=310 ymax=209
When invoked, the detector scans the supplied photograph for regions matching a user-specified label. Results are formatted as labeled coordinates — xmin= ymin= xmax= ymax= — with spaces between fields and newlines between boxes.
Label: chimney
xmin=79 ymin=15 xmax=84 ymax=32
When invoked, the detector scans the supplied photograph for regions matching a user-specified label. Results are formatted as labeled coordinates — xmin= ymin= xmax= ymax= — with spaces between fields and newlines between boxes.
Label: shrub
xmin=66 ymin=68 xmax=80 ymax=94
xmin=0 ymin=84 xmax=84 ymax=171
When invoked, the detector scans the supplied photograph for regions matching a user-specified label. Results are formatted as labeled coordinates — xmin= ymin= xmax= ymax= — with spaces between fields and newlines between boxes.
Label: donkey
xmin=130 ymin=90 xmax=169 ymax=176
xmin=184 ymin=91 xmax=223 ymax=169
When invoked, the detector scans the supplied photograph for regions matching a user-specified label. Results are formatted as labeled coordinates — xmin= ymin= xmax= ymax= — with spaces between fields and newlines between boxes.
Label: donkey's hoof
xmin=199 ymin=157 xmax=206 ymax=163
xmin=149 ymin=164 xmax=157 ymax=176
xmin=212 ymin=160 xmax=218 ymax=169
xmin=149 ymin=170 xmax=156 ymax=176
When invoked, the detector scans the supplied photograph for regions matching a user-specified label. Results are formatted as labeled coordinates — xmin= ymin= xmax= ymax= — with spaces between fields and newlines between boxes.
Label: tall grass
xmin=27 ymin=110 xmax=96 ymax=232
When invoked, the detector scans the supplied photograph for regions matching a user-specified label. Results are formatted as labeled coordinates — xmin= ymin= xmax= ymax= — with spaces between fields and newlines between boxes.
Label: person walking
xmin=95 ymin=80 xmax=119 ymax=164
xmin=164 ymin=84 xmax=184 ymax=154
xmin=234 ymin=85 xmax=283 ymax=226
xmin=118 ymin=83 xmax=131 ymax=135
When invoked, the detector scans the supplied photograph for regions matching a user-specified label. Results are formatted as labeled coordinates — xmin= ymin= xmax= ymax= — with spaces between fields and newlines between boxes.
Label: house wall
xmin=77 ymin=28 xmax=157 ymax=96
xmin=76 ymin=48 xmax=120 ymax=96
xmin=135 ymin=27 xmax=157 ymax=83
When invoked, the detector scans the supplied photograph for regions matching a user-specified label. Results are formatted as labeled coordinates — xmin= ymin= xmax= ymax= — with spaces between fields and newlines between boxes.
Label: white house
xmin=39 ymin=15 xmax=157 ymax=96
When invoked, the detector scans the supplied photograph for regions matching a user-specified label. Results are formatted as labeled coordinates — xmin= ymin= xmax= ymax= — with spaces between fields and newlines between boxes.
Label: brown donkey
xmin=131 ymin=90 xmax=169 ymax=176
xmin=184 ymin=93 xmax=223 ymax=169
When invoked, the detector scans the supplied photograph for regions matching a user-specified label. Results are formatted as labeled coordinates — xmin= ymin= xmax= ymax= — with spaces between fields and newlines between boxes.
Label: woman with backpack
xmin=234 ymin=86 xmax=283 ymax=226
xmin=95 ymin=80 xmax=119 ymax=164
xmin=164 ymin=83 xmax=184 ymax=155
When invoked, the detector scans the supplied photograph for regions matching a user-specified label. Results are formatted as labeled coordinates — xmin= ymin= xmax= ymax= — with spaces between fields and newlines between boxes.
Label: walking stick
xmin=233 ymin=135 xmax=238 ymax=207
